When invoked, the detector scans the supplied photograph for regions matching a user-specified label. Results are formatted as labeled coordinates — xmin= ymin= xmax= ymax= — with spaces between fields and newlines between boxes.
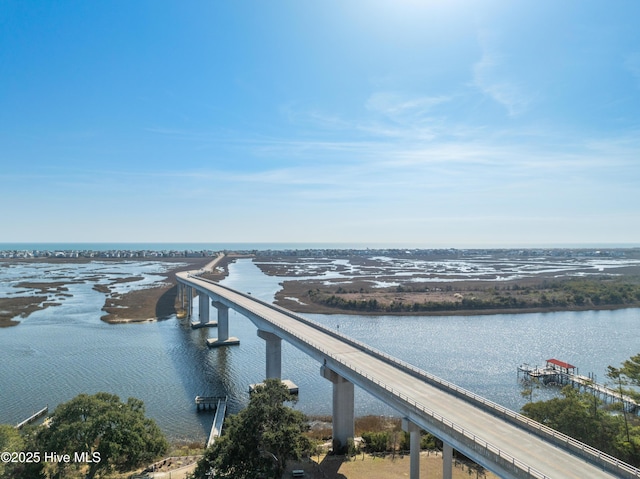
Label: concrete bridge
xmin=176 ymin=270 xmax=640 ymax=479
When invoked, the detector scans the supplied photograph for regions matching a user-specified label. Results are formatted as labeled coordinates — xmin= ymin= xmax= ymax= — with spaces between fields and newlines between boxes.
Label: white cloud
xmin=361 ymin=92 xmax=453 ymax=141
xmin=473 ymin=53 xmax=531 ymax=116
xmin=472 ymin=33 xmax=532 ymax=117
xmin=365 ymin=92 xmax=451 ymax=119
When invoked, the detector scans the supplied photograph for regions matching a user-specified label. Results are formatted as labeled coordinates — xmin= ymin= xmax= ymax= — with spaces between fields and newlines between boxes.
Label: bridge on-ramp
xmin=177 ymin=270 xmax=640 ymax=479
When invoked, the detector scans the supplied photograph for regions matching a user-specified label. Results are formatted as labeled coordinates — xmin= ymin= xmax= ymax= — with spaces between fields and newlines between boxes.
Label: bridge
xmin=177 ymin=270 xmax=640 ymax=479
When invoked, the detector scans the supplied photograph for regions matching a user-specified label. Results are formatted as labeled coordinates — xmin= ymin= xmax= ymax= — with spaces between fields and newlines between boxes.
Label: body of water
xmin=1 ymin=258 xmax=639 ymax=442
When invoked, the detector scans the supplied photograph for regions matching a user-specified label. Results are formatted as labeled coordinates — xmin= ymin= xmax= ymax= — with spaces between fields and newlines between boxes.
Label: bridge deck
xmin=178 ymin=272 xmax=638 ymax=479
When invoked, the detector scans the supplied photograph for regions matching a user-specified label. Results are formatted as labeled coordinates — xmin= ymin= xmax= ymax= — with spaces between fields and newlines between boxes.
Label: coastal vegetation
xmin=0 ymin=296 xmax=49 ymax=327
xmin=3 ymin=250 xmax=640 ymax=326
xmin=1 ymin=393 xmax=168 ymax=479
xmin=191 ymin=379 xmax=312 ymax=479
xmin=295 ymin=276 xmax=640 ymax=315
xmin=0 ymin=256 xmax=210 ymax=327
xmin=0 ymin=425 xmax=24 ymax=478
xmin=521 ymin=353 xmax=640 ymax=467
xmin=303 ymin=415 xmax=492 ymax=478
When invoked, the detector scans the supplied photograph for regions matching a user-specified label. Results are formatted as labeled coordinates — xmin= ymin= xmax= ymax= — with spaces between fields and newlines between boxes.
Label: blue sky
xmin=1 ymin=1 xmax=639 ymax=247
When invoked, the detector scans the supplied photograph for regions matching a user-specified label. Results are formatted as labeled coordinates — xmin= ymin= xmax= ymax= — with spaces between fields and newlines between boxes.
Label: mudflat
xmin=0 ymin=295 xmax=50 ymax=327
xmin=253 ymin=249 xmax=640 ymax=316
xmin=101 ymin=254 xmax=241 ymax=323
xmin=4 ymin=248 xmax=640 ymax=326
xmin=0 ymin=257 xmax=215 ymax=327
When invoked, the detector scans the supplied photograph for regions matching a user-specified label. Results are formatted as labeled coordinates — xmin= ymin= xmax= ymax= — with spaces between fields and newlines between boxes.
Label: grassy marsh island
xmin=3 ymin=248 xmax=640 ymax=327
xmin=253 ymin=248 xmax=640 ymax=316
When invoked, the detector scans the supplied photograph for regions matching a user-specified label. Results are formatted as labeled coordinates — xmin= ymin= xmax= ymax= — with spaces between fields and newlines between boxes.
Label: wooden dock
xmin=195 ymin=395 xmax=228 ymax=447
xmin=207 ymin=397 xmax=227 ymax=447
xmin=16 ymin=406 xmax=48 ymax=429
xmin=250 ymin=379 xmax=299 ymax=395
xmin=195 ymin=395 xmax=226 ymax=411
xmin=519 ymin=359 xmax=639 ymax=413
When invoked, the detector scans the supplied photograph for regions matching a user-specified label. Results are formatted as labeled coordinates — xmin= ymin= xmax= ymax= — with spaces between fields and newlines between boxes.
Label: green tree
xmin=34 ymin=392 xmax=167 ymax=479
xmin=191 ymin=379 xmax=312 ymax=479
xmin=0 ymin=424 xmax=45 ymax=479
xmin=607 ymin=354 xmax=640 ymax=463
xmin=522 ymin=386 xmax=602 ymax=443
xmin=360 ymin=431 xmax=390 ymax=453
xmin=0 ymin=425 xmax=25 ymax=478
xmin=0 ymin=425 xmax=23 ymax=451
xmin=521 ymin=353 xmax=640 ymax=467
xmin=607 ymin=354 xmax=640 ymax=401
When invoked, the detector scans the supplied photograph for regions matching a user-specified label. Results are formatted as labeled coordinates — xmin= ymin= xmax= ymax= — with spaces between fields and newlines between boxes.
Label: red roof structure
xmin=546 ymin=359 xmax=576 ymax=370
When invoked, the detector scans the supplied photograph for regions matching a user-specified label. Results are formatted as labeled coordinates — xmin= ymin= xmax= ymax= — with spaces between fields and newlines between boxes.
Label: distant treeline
xmin=306 ymin=277 xmax=640 ymax=313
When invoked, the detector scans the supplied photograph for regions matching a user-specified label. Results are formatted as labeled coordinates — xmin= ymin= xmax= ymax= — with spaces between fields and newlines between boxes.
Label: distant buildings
xmin=0 ymin=248 xmax=219 ymax=259
xmin=0 ymin=246 xmax=636 ymax=260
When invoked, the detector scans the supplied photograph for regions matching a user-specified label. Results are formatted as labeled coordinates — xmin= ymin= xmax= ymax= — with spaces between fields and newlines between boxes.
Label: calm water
xmin=1 ymin=258 xmax=639 ymax=442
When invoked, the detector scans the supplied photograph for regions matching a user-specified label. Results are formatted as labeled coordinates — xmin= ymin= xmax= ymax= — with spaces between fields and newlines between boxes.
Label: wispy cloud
xmin=472 ymin=34 xmax=532 ymax=117
xmin=134 ymin=86 xmax=640 ymax=221
xmin=365 ymin=92 xmax=452 ymax=120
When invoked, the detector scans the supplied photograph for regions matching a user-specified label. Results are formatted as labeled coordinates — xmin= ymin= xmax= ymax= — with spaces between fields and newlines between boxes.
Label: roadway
xmin=177 ymin=271 xmax=634 ymax=479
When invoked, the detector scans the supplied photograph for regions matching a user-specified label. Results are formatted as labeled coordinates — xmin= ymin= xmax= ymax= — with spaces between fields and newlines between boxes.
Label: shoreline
xmin=271 ymin=275 xmax=640 ymax=317
xmin=259 ymin=255 xmax=640 ymax=318
xmin=4 ymin=252 xmax=640 ymax=327
xmin=0 ymin=254 xmax=249 ymax=328
xmin=274 ymin=297 xmax=640 ymax=317
xmin=0 ymin=257 xmax=214 ymax=327
xmin=99 ymin=257 xmax=213 ymax=324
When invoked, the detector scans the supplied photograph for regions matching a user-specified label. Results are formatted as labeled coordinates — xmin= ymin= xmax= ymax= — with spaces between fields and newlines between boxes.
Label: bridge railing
xmin=342 ymin=358 xmax=553 ymax=479
xmin=184 ymin=273 xmax=640 ymax=479
xmin=187 ymin=274 xmax=552 ymax=477
xmin=266 ymin=311 xmax=553 ymax=478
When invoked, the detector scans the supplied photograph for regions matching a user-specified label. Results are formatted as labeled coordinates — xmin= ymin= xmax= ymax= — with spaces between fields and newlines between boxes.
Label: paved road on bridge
xmin=178 ymin=272 xmax=632 ymax=479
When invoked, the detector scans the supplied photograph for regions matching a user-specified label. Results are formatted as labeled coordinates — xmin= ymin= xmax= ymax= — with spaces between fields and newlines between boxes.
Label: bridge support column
xmin=443 ymin=442 xmax=453 ymax=479
xmin=207 ymin=302 xmax=239 ymax=347
xmin=402 ymin=418 xmax=421 ymax=479
xmin=321 ymin=366 xmax=354 ymax=452
xmin=257 ymin=330 xmax=281 ymax=379
xmin=191 ymin=294 xmax=218 ymax=328
xmin=187 ymin=286 xmax=193 ymax=319
xmin=199 ymin=293 xmax=210 ymax=324
xmin=180 ymin=284 xmax=186 ymax=310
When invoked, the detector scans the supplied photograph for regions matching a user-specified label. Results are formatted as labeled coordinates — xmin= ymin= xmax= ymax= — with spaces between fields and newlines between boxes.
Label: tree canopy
xmin=522 ymin=353 xmax=640 ymax=467
xmin=607 ymin=353 xmax=640 ymax=401
xmin=0 ymin=425 xmax=25 ymax=478
xmin=5 ymin=392 xmax=168 ymax=479
xmin=191 ymin=379 xmax=312 ymax=479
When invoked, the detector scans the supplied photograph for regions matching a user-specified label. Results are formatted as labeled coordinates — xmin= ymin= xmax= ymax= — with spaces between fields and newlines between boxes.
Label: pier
xmin=250 ymin=379 xmax=299 ymax=395
xmin=16 ymin=406 xmax=48 ymax=429
xmin=207 ymin=397 xmax=227 ymax=447
xmin=195 ymin=396 xmax=228 ymax=447
xmin=518 ymin=359 xmax=639 ymax=413
xmin=195 ymin=395 xmax=226 ymax=411
xmin=177 ymin=271 xmax=640 ymax=478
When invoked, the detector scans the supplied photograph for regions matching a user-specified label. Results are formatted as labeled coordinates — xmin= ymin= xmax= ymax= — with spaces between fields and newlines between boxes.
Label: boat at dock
xmin=518 ymin=359 xmax=639 ymax=413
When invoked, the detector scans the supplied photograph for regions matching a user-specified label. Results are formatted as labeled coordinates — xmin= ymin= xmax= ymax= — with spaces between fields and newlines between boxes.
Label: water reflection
xmin=1 ymin=258 xmax=638 ymax=442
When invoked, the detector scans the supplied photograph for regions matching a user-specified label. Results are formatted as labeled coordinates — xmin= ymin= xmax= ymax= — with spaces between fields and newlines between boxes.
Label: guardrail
xmin=181 ymin=272 xmax=640 ymax=478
